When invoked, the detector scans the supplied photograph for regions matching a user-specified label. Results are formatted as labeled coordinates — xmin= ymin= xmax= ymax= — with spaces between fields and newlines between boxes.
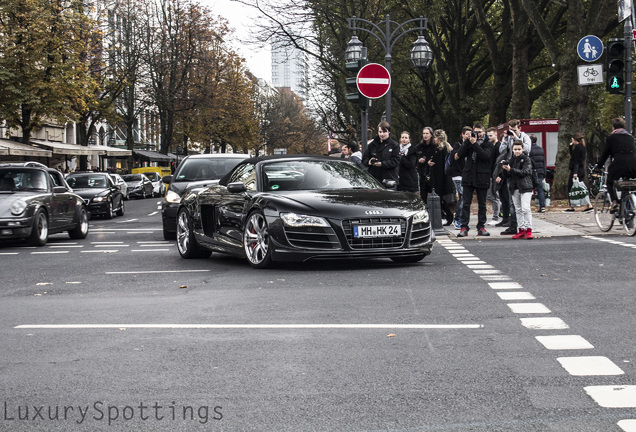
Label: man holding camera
xmin=362 ymin=121 xmax=400 ymax=188
xmin=497 ymin=119 xmax=531 ymax=235
xmin=455 ymin=124 xmax=494 ymax=237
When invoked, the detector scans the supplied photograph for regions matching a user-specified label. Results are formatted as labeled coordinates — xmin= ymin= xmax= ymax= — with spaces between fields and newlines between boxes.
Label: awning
xmin=101 ymin=145 xmax=132 ymax=157
xmin=133 ymin=150 xmax=174 ymax=163
xmin=31 ymin=139 xmax=103 ymax=156
xmin=0 ymin=139 xmax=53 ymax=157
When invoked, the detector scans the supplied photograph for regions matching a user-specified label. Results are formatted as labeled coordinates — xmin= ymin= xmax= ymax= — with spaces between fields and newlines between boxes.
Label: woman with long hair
xmin=564 ymin=132 xmax=593 ymax=212
xmin=415 ymin=127 xmax=436 ymax=202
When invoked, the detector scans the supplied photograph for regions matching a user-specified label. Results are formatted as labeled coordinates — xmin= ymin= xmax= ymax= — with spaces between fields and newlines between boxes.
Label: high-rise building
xmin=270 ymin=37 xmax=308 ymax=102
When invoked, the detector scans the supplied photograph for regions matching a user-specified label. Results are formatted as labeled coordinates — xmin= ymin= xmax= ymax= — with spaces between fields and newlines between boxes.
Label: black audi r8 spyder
xmin=176 ymin=155 xmax=435 ymax=268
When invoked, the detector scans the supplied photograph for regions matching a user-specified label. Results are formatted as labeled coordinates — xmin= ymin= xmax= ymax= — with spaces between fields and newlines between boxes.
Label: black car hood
xmin=262 ymin=189 xmax=424 ymax=218
xmin=73 ymin=188 xmax=109 ymax=199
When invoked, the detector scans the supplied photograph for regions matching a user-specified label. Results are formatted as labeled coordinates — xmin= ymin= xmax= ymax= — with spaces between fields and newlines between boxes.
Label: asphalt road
xmin=1 ymin=197 xmax=635 ymax=431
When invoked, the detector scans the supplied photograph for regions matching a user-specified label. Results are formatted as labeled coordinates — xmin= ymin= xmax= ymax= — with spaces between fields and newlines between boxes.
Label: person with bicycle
xmin=596 ymin=117 xmax=636 ymax=212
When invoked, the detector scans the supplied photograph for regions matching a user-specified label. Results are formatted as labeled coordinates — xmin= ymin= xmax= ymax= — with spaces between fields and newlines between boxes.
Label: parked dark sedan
xmin=66 ymin=172 xmax=125 ymax=219
xmin=161 ymin=153 xmax=248 ymax=240
xmin=175 ymin=155 xmax=435 ymax=268
xmin=0 ymin=163 xmax=89 ymax=245
xmin=121 ymin=173 xmax=154 ymax=199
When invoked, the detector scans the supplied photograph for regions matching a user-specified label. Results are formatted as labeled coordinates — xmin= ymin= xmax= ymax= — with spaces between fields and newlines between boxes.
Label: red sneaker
xmin=524 ymin=228 xmax=534 ymax=239
xmin=512 ymin=229 xmax=527 ymax=239
xmin=457 ymin=227 xmax=469 ymax=238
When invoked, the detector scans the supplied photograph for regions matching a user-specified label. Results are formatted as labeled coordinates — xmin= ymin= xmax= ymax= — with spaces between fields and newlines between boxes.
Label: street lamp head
xmin=345 ymin=35 xmax=364 ymax=62
xmin=411 ymin=35 xmax=433 ymax=71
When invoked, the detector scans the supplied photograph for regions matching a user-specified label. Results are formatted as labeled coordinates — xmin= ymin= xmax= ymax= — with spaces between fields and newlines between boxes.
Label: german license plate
xmin=353 ymin=224 xmax=401 ymax=238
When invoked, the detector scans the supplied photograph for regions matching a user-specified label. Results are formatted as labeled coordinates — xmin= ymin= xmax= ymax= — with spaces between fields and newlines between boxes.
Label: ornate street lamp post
xmin=346 ymin=15 xmax=432 ymax=124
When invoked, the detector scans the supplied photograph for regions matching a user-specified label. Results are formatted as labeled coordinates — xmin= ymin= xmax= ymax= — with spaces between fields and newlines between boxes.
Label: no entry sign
xmin=357 ymin=63 xmax=391 ymax=99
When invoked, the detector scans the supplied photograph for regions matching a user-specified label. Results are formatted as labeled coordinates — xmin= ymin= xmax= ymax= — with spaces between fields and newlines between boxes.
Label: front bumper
xmin=86 ymin=200 xmax=110 ymax=216
xmin=0 ymin=217 xmax=34 ymax=240
xmin=162 ymin=203 xmax=178 ymax=233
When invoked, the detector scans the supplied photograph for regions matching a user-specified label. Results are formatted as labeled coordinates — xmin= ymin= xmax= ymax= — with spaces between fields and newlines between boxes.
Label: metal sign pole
xmin=625 ymin=17 xmax=633 ymax=131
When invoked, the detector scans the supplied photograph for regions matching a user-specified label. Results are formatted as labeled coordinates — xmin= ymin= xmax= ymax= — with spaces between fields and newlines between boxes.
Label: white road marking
xmin=91 ymin=241 xmax=123 ymax=244
xmin=535 ymin=335 xmax=594 ymax=350
xmin=116 ymin=219 xmax=138 ymax=223
xmin=456 ymin=256 xmax=481 ymax=261
xmin=92 ymin=228 xmax=160 ymax=231
xmin=94 ymin=244 xmax=129 ymax=248
xmin=520 ymin=317 xmax=569 ymax=330
xmin=466 ymin=264 xmax=494 ymax=269
xmin=49 ymin=245 xmax=84 ymax=248
xmin=507 ymin=303 xmax=551 ymax=314
xmin=31 ymin=251 xmax=69 ymax=255
xmin=480 ymin=275 xmax=512 ymax=281
xmin=585 ymin=386 xmax=636 ymax=408
xmin=105 ymin=270 xmax=211 ymax=274
xmin=497 ymin=292 xmax=535 ymax=300
xmin=65 ymin=281 xmax=82 ymax=284
xmin=473 ymin=269 xmax=501 ymax=274
xmin=81 ymin=250 xmax=118 ymax=253
xmin=14 ymin=323 xmax=484 ymax=330
xmin=130 ymin=249 xmax=171 ymax=252
xmin=618 ymin=419 xmax=636 ymax=431
xmin=557 ymin=356 xmax=624 ymax=376
xmin=128 ymin=232 xmax=154 ymax=234
xmin=489 ymin=282 xmax=523 ymax=289
xmin=0 ymin=252 xmax=19 ymax=256
xmin=148 ymin=211 xmax=158 ymax=216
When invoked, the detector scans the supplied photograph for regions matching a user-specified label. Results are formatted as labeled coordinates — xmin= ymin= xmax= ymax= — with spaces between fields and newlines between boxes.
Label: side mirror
xmin=53 ymin=186 xmax=67 ymax=194
xmin=382 ymin=179 xmax=397 ymax=189
xmin=162 ymin=175 xmax=173 ymax=183
xmin=227 ymin=182 xmax=247 ymax=193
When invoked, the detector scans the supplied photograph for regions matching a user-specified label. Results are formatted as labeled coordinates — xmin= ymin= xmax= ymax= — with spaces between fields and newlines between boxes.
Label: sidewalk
xmin=443 ymin=207 xmax=627 ymax=239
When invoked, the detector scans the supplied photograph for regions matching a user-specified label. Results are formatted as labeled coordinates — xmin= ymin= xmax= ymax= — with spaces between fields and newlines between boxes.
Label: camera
xmin=471 ymin=131 xmax=477 ymax=138
xmin=507 ymin=130 xmax=514 ymax=136
xmin=500 ymin=160 xmax=508 ymax=165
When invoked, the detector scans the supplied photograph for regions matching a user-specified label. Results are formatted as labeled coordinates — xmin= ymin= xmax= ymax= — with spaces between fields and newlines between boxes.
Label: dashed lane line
xmin=439 ymin=239 xmax=633 ymax=416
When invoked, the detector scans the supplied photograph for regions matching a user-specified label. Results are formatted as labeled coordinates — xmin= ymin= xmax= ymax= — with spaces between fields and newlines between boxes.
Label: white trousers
xmin=511 ymin=190 xmax=533 ymax=229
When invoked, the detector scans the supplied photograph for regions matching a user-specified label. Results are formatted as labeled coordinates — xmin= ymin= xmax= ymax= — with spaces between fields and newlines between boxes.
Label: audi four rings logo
xmin=365 ymin=210 xmax=383 ymax=215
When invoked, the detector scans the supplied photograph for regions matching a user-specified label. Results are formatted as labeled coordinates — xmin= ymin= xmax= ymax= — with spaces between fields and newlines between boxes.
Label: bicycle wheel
xmin=594 ymin=191 xmax=614 ymax=232
xmin=622 ymin=192 xmax=636 ymax=236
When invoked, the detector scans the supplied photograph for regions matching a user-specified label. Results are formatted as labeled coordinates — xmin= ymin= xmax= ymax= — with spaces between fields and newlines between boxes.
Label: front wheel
xmin=594 ymin=191 xmax=614 ymax=232
xmin=69 ymin=206 xmax=89 ymax=239
xmin=27 ymin=209 xmax=48 ymax=246
xmin=116 ymin=199 xmax=125 ymax=217
xmin=243 ymin=211 xmax=273 ymax=268
xmin=105 ymin=200 xmax=114 ymax=219
xmin=176 ymin=208 xmax=211 ymax=259
xmin=622 ymin=193 xmax=636 ymax=236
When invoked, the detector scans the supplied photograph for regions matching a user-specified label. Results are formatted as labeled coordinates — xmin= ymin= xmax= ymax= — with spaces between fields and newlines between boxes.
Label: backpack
xmin=444 ymin=151 xmax=453 ymax=175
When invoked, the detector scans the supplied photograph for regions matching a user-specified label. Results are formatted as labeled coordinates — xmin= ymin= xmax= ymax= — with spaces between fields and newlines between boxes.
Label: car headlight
xmin=412 ymin=209 xmax=429 ymax=224
xmin=10 ymin=199 xmax=27 ymax=216
xmin=280 ymin=212 xmax=329 ymax=227
xmin=164 ymin=190 xmax=181 ymax=204
xmin=92 ymin=196 xmax=107 ymax=202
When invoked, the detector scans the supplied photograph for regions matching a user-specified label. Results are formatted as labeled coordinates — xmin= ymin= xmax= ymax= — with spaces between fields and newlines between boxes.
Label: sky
xmin=205 ymin=0 xmax=272 ymax=82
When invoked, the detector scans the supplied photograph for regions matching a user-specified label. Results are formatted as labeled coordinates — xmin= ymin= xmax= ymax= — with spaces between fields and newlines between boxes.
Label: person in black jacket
xmin=529 ymin=134 xmax=546 ymax=212
xmin=596 ymin=117 xmax=636 ymax=211
xmin=415 ymin=127 xmax=437 ymax=202
xmin=397 ymin=131 xmax=419 ymax=192
xmin=455 ymin=125 xmax=494 ymax=237
xmin=501 ymin=141 xmax=534 ymax=239
xmin=448 ymin=128 xmax=470 ymax=229
xmin=362 ymin=121 xmax=400 ymax=188
xmin=564 ymin=132 xmax=593 ymax=212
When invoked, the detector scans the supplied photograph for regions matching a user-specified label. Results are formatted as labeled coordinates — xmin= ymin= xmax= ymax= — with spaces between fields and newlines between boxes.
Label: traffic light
xmin=345 ymin=59 xmax=368 ymax=109
xmin=606 ymin=38 xmax=625 ymax=94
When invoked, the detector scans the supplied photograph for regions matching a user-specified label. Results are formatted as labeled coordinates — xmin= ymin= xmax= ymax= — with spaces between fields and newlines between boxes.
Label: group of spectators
xmin=338 ymin=119 xmax=546 ymax=240
xmin=333 ymin=117 xmax=636 ymax=240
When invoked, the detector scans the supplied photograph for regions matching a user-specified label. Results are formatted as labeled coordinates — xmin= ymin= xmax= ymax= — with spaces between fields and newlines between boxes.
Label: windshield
xmin=67 ymin=174 xmax=109 ymax=189
xmin=261 ymin=160 xmax=381 ymax=191
xmin=0 ymin=168 xmax=48 ymax=192
xmin=174 ymin=158 xmax=245 ymax=182
xmin=122 ymin=174 xmax=143 ymax=182
xmin=144 ymin=172 xmax=161 ymax=181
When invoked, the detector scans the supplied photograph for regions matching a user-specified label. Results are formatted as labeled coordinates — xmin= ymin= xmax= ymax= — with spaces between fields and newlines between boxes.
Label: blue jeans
xmin=536 ymin=175 xmax=546 ymax=208
xmin=453 ymin=178 xmax=463 ymax=222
